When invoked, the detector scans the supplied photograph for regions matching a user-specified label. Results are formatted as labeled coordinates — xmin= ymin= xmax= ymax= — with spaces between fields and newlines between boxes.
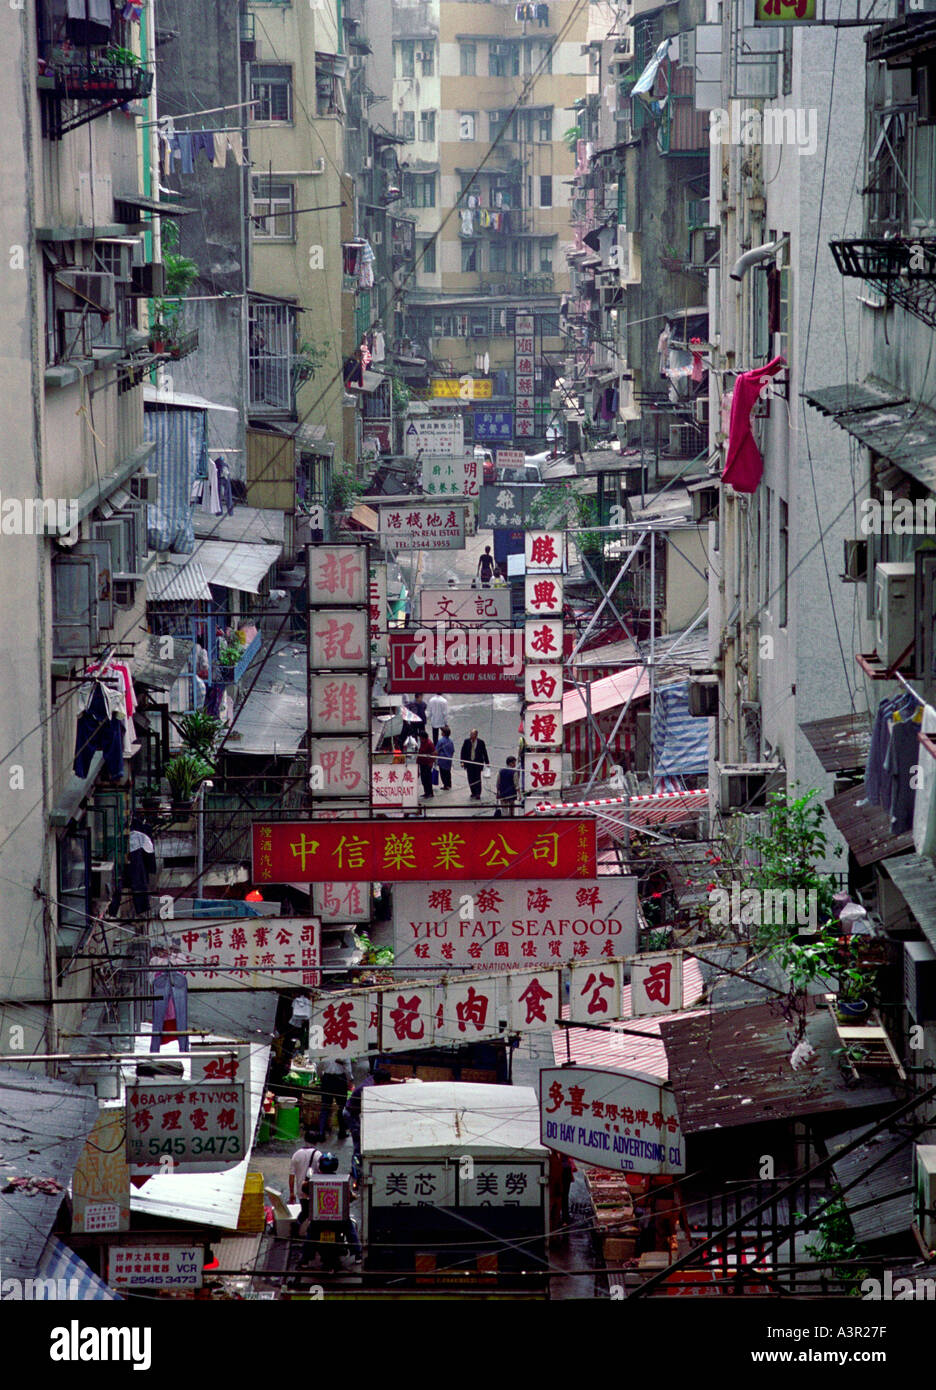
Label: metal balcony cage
xmin=830 ymin=237 xmax=936 ymax=330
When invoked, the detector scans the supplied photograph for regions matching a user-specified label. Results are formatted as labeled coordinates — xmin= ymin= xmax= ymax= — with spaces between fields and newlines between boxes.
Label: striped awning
xmin=525 ymin=789 xmax=708 ymax=825
xmin=147 ymin=558 xmax=213 ymax=602
xmin=35 ymin=1236 xmax=122 ymax=1301
xmin=651 ymin=680 xmax=709 ymax=779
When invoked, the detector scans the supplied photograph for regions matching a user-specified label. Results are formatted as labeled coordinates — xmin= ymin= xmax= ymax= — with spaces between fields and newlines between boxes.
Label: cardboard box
xmin=415 ymin=1065 xmax=455 ymax=1082
xmin=603 ymin=1237 xmax=638 ymax=1262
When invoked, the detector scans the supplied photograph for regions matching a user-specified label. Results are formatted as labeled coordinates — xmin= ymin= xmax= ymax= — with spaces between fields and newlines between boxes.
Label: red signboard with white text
xmin=252 ymin=818 xmax=597 ymax=883
xmin=386 ymin=630 xmax=523 ymax=693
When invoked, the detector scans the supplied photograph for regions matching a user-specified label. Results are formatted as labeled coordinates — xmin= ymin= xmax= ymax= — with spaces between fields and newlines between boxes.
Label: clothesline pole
xmin=139 ymin=100 xmax=258 ymax=129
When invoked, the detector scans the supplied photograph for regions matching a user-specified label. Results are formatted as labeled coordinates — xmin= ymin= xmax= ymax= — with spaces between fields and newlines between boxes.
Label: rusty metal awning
xmin=799 ymin=712 xmax=873 ymax=772
xmin=825 ymin=782 xmax=915 ymax=865
xmin=132 ymin=633 xmax=195 ymax=689
xmin=878 ymin=854 xmax=936 ymax=953
xmin=829 ymin=1126 xmax=915 ymax=1245
xmin=802 ymin=381 xmax=907 ymax=418
xmin=659 ymin=1001 xmax=898 ymax=1135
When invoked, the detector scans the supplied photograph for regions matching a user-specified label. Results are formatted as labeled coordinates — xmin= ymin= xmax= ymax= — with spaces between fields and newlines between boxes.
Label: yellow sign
xmin=430 ymin=378 xmax=493 ymax=400
xmin=754 ymin=0 xmax=816 ymax=20
xmin=72 ymin=1109 xmax=131 ymax=1234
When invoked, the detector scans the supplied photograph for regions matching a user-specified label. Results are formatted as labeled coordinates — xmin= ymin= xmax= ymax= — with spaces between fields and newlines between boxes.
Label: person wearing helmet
xmin=318 ymin=1151 xmax=339 ymax=1173
xmin=299 ymin=1154 xmax=363 ymax=1266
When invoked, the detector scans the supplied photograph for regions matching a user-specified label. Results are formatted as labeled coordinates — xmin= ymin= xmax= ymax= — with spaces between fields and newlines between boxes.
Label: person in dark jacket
xmin=495 ymin=757 xmax=519 ymax=817
xmin=416 ymin=733 xmax=436 ymax=798
xmin=460 ymin=729 xmax=490 ymax=800
xmin=435 ymin=726 xmax=455 ymax=790
xmin=407 ymin=693 xmax=428 ymax=735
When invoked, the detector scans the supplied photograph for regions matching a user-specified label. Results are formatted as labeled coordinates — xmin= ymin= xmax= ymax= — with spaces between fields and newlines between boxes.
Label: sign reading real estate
xmin=539 ymin=1065 xmax=685 ymax=1176
xmin=126 ymin=1082 xmax=246 ymax=1173
xmin=393 ymin=878 xmax=638 ymax=970
xmin=379 ymin=505 xmax=466 ymax=550
xmin=253 ymin=818 xmax=598 ymax=883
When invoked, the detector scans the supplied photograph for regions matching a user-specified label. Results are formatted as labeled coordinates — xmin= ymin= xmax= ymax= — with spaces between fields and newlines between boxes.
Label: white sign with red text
xmin=568 ymin=958 xmax=625 ymax=1025
xmin=309 ymin=737 xmax=370 ymax=797
xmin=539 ymin=1065 xmax=685 ymax=1176
xmin=310 ymin=674 xmax=370 ymax=733
xmin=629 ymin=950 xmax=684 ymax=1017
xmin=373 ymin=764 xmax=419 ymax=808
xmin=379 ymin=506 xmax=466 ymax=551
xmin=419 ymin=587 xmax=510 ymax=625
xmin=170 ymin=917 xmax=321 ymax=990
xmin=126 ymin=1082 xmax=246 ymax=1173
xmin=392 ymin=879 xmax=638 ymax=971
xmin=310 ymin=609 xmax=369 ymax=671
xmin=525 ymin=531 xmax=565 ymax=573
xmin=313 ymin=882 xmax=372 ymax=923
xmin=307 ymin=544 xmax=369 ymax=606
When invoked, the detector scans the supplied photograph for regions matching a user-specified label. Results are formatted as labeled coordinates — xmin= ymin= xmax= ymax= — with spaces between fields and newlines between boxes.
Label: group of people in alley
xmin=399 ymin=692 xmax=522 ymax=814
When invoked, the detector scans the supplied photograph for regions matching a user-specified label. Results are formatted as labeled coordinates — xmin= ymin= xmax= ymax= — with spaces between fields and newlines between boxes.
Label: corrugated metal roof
xmin=147 ymin=558 xmax=213 ymax=603
xmin=825 ymin=782 xmax=914 ymax=866
xmin=363 ymin=1083 xmax=546 ymax=1160
xmin=660 ymin=1001 xmax=898 ymax=1135
xmin=0 ymin=1071 xmax=99 ymax=1280
xmin=196 ymin=540 xmax=282 ymax=594
xmin=229 ymin=640 xmax=308 ymax=757
xmin=800 ymin=712 xmax=873 ymax=772
xmin=803 ymin=382 xmax=908 ymax=418
xmin=830 ymin=399 xmax=936 ymax=491
xmin=563 ymin=668 xmax=651 ymax=724
xmin=828 ymin=1126 xmax=915 ymax=1245
xmin=551 ymin=957 xmax=706 ymax=1081
xmin=132 ymin=633 xmax=195 ymax=689
xmin=193 ymin=507 xmax=285 ymax=547
xmin=878 ymin=853 xmax=936 ymax=953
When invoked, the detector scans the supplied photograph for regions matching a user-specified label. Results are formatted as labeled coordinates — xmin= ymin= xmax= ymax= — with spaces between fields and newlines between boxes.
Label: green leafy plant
xmin=178 ymin=709 xmax=224 ymax=760
xmin=747 ymin=788 xmax=840 ymax=948
xmin=293 ymin=338 xmax=329 ymax=387
xmin=563 ymin=125 xmax=582 ymax=151
xmin=529 ymin=481 xmax=602 ymax=552
xmin=164 ymin=752 xmax=213 ymax=803
xmin=218 ymin=639 xmax=245 ymax=669
xmin=795 ymin=1191 xmax=870 ymax=1293
xmin=104 ymin=45 xmax=140 ymax=68
xmin=353 ymin=931 xmax=394 ymax=968
xmin=390 ymin=374 xmax=411 ymax=413
xmin=329 ymin=463 xmax=364 ymax=514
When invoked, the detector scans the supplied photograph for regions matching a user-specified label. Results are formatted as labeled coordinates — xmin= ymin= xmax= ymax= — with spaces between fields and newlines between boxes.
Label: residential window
xmin=912 ymin=120 xmax=936 ymax=225
xmin=539 ymin=239 xmax=553 ymax=272
xmin=537 ymin=40 xmax=553 ymax=74
xmin=489 ymin=109 xmax=504 ymax=142
xmin=762 ymin=487 xmax=772 ymax=612
xmin=420 ymin=238 xmax=436 ymax=274
xmin=752 ymin=265 xmax=770 ymax=361
xmin=490 ymin=42 xmax=520 ymax=76
xmin=419 ymin=41 xmax=434 ymax=76
xmin=458 ymin=112 xmax=476 ymax=141
xmin=460 ymin=42 xmax=476 ymax=76
xmin=539 ymin=174 xmax=553 ymax=207
xmin=537 ymin=108 xmax=553 ymax=142
xmin=540 ymin=311 xmax=560 ymax=336
xmin=778 ymin=498 xmax=789 ymax=628
xmin=248 ymin=296 xmax=296 ymax=413
xmin=251 ymin=63 xmax=293 ymax=122
xmin=401 ymin=109 xmax=415 ymax=142
xmin=398 ymin=39 xmax=416 ymax=78
xmin=404 ymin=172 xmax=436 ymax=207
xmin=461 ymin=241 xmax=478 ymax=273
xmin=252 ymin=179 xmax=296 ymax=240
xmin=489 ymin=240 xmax=507 ymax=272
xmin=419 ymin=109 xmax=436 ymax=142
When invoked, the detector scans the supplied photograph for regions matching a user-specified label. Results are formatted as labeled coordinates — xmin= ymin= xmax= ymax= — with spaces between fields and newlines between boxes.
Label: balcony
xmin=148 ymin=326 xmax=199 ymax=362
xmin=830 ymin=236 xmax=936 ymax=330
xmin=39 ymin=55 xmax=153 ymax=139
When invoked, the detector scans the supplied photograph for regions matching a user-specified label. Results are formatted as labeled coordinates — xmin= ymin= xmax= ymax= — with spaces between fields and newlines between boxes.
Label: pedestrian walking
xmin=289 ymin=1132 xmax=326 ymax=1212
xmin=460 ymin=728 xmax=490 ymax=800
xmin=435 ymin=725 xmax=455 ymax=790
xmin=407 ymin=693 xmax=428 ymax=735
xmin=426 ymin=693 xmax=449 ymax=741
xmin=495 ymin=757 xmax=519 ymax=817
xmin=416 ymin=732 xmax=437 ymax=799
xmin=317 ymin=1055 xmax=352 ymax=1140
xmin=477 ymin=546 xmax=495 ymax=588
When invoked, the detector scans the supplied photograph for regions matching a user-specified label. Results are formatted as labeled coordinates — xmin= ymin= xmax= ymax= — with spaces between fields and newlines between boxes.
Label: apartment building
xmin=1 ymin=0 xmax=164 ymax=1054
xmin=391 ymin=0 xmax=589 ymax=444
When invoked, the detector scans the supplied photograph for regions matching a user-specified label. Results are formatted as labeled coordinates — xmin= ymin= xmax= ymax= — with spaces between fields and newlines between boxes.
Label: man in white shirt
xmin=426 ymin=693 xmax=449 ymax=742
xmin=288 ymin=1132 xmax=325 ymax=1207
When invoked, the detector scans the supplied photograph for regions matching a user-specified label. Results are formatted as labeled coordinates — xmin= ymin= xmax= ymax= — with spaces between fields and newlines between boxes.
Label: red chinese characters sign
xmin=539 ymin=1065 xmax=685 ymax=1176
xmin=252 ymin=818 xmax=597 ymax=882
xmin=126 ymin=1082 xmax=246 ymax=1173
xmin=169 ymin=917 xmax=321 ymax=989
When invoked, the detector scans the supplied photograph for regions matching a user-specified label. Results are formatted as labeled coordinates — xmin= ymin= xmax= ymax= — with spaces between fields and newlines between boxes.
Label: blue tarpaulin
xmin=651 ymin=680 xmax=709 ymax=785
xmin=144 ymin=405 xmax=207 ymax=554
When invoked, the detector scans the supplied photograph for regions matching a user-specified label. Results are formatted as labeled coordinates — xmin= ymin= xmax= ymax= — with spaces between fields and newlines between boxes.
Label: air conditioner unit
xmin=129 ymin=262 xmax=165 ymax=297
xmin=688 ymin=477 xmax=720 ymax=522
xmin=95 ymin=239 xmax=136 ymax=282
xmin=915 ymin=1145 xmax=936 ymax=1248
xmin=875 ymin=561 xmax=915 ymax=668
xmin=688 ymin=675 xmax=719 ymax=717
xmin=905 ymin=940 xmax=936 ymax=1022
xmin=616 ymin=228 xmax=641 ymax=286
xmin=717 ymin=762 xmax=785 ymax=812
xmin=472 ymin=322 xmax=487 ymax=337
xmin=130 ymin=472 xmax=159 ymax=504
xmin=842 ymin=537 xmax=868 ymax=583
xmin=57 ymin=270 xmax=116 ymax=315
xmin=694 ymin=396 xmax=710 ymax=427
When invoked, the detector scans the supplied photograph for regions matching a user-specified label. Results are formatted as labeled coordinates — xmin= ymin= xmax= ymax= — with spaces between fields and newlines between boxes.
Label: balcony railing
xmin=829 ymin=236 xmax=936 ymax=330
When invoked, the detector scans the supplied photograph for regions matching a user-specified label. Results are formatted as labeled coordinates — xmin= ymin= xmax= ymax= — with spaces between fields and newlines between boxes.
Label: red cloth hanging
xmin=720 ymin=354 xmax=786 ymax=493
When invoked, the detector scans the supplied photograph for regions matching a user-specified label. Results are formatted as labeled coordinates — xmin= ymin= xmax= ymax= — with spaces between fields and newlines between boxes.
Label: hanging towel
xmin=720 ymin=354 xmax=786 ymax=493
xmin=913 ymin=705 xmax=936 ymax=855
xmin=371 ymin=329 xmax=385 ymax=363
xmin=192 ymin=130 xmax=216 ymax=164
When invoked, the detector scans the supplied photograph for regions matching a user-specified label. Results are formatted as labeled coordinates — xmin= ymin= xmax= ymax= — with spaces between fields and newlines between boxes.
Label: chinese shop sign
xmin=478 ymin=483 xmax=537 ymax=530
xmin=524 ymin=664 xmax=563 ymax=704
xmin=568 ymin=958 xmax=625 ymax=1024
xmin=404 ymin=417 xmax=464 ymax=457
xmin=371 ymin=1163 xmax=456 ymax=1208
xmin=309 ymin=674 xmax=370 ymax=733
xmin=515 ymin=312 xmax=535 ymax=441
xmin=525 ymin=574 xmax=563 ymax=615
xmin=392 ymin=878 xmax=637 ymax=970
xmin=430 ymin=377 xmax=492 ymax=399
xmin=419 ymin=587 xmax=510 ymax=624
xmin=372 ymin=764 xmax=419 ymax=808
xmin=420 ymin=456 xmax=480 ymax=498
xmin=109 ymin=1246 xmax=204 ymax=1290
xmin=496 ymin=448 xmax=526 ymax=469
xmin=630 ymin=950 xmax=684 ymax=1016
xmin=387 ymin=630 xmax=524 ymax=693
xmin=369 ymin=563 xmax=388 ymax=660
xmin=306 ymin=544 xmax=369 ymax=606
xmin=126 ymin=1082 xmax=246 ymax=1172
xmin=309 ymin=737 xmax=370 ymax=797
xmin=253 ymin=818 xmax=597 ymax=883
xmin=309 ymin=609 xmax=369 ymax=670
xmin=474 ymin=409 xmax=514 ymax=442
xmin=754 ymin=0 xmax=816 ymax=20
xmin=312 ymin=881 xmax=372 ymax=923
xmin=460 ymin=1163 xmax=543 ymax=1207
xmin=525 ymin=531 xmax=565 ymax=573
xmin=379 ymin=505 xmax=466 ymax=550
xmin=539 ymin=1065 xmax=685 ymax=1176
xmin=308 ymin=989 xmax=371 ymax=1057
xmin=168 ymin=917 xmax=321 ymax=990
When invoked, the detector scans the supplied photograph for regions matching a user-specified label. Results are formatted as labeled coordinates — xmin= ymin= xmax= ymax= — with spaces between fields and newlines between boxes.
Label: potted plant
xmin=217 ymin=638 xmax=244 ymax=681
xmin=138 ymin=783 xmax=162 ymax=812
xmin=178 ymin=709 xmax=223 ymax=761
xmin=164 ymin=752 xmax=213 ymax=811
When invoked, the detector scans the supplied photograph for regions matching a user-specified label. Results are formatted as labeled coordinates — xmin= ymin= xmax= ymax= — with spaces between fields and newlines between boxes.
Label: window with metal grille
xmin=460 ymin=42 xmax=476 ymax=76
xmin=539 ymin=174 xmax=552 ymax=207
xmin=419 ymin=41 xmax=435 ymax=76
xmin=251 ymin=63 xmax=293 ymax=122
xmin=462 ymin=241 xmax=478 ymax=273
xmin=252 ymin=179 xmax=296 ymax=240
xmin=403 ymin=172 xmax=436 ymax=207
xmin=398 ymin=40 xmax=416 ymax=78
xmin=248 ymin=298 xmax=296 ymax=413
xmin=401 ymin=109 xmax=415 ymax=142
xmin=419 ymin=238 xmax=436 ymax=274
xmin=419 ymin=109 xmax=436 ymax=142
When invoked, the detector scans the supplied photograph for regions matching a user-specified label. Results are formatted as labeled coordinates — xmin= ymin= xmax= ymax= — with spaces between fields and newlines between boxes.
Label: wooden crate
xmin=415 ymin=1065 xmax=456 ymax=1082
xmin=603 ymin=1236 xmax=638 ymax=1262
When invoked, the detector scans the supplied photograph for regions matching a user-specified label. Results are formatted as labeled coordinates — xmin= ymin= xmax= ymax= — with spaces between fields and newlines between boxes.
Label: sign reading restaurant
xmin=252 ymin=818 xmax=598 ymax=882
